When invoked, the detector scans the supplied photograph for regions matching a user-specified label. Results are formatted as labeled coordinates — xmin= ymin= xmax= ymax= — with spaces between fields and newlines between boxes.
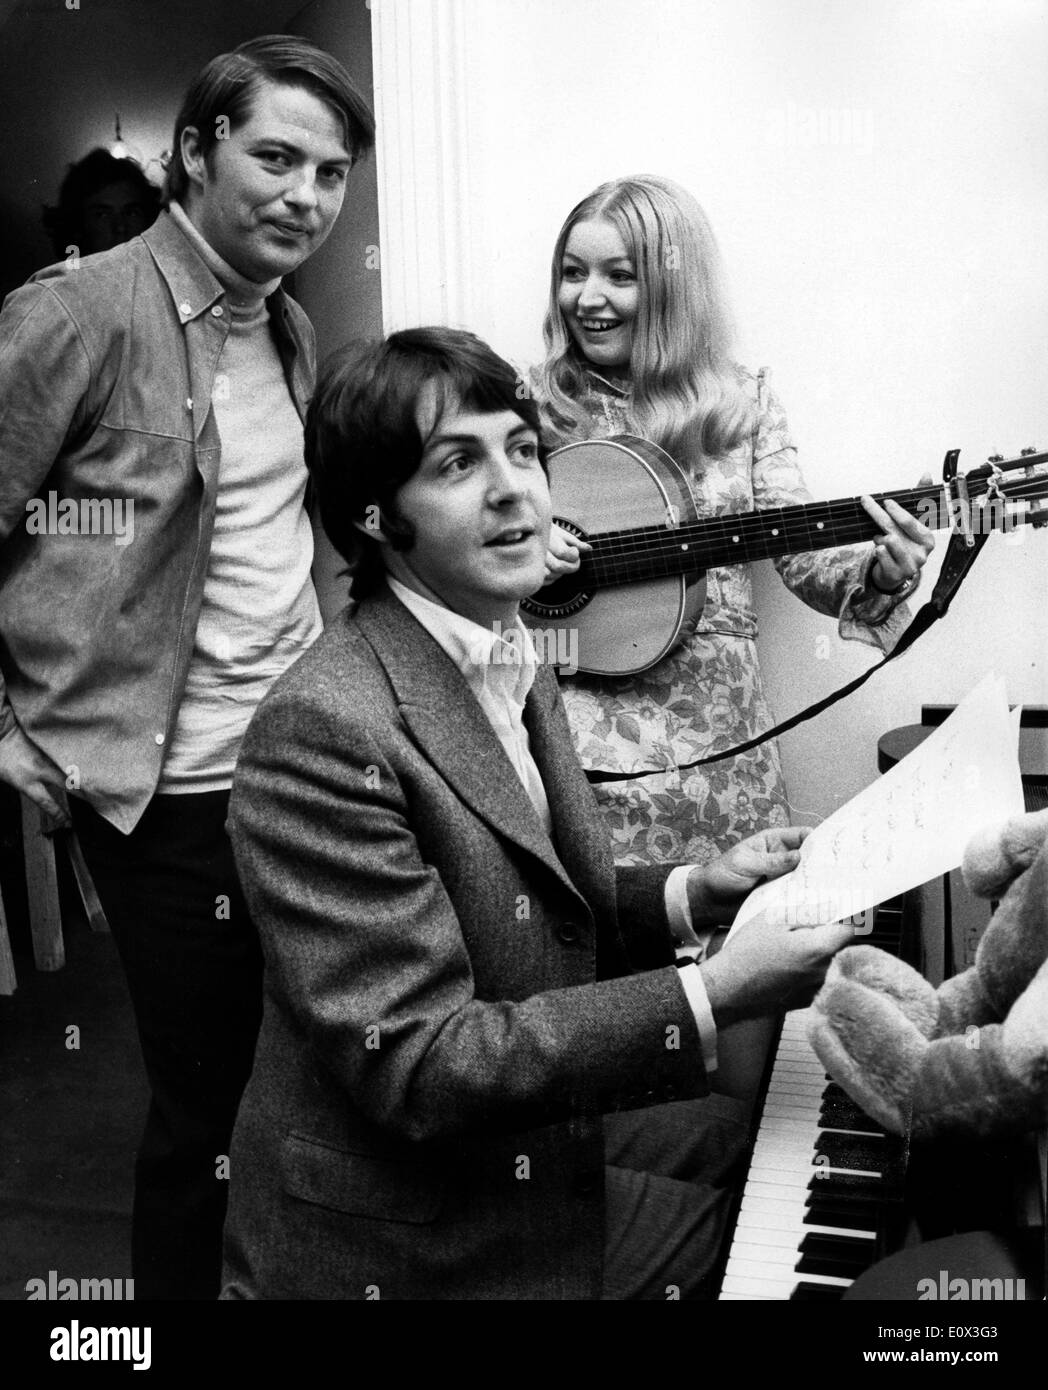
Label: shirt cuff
xmin=664 ymin=864 xmax=720 ymax=954
xmin=848 ymin=548 xmax=920 ymax=625
xmin=676 ymin=960 xmax=718 ymax=1075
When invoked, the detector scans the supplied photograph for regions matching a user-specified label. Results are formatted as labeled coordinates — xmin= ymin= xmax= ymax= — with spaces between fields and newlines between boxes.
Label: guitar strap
xmin=584 ymin=527 xmax=991 ymax=785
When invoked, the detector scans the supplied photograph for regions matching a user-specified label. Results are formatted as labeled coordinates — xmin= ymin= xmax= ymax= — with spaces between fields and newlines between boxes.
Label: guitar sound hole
xmin=521 ymin=572 xmax=592 ymax=619
xmin=521 ymin=517 xmax=593 ymax=618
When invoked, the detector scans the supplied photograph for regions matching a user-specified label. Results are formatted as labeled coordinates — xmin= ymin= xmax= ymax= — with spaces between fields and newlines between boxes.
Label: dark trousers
xmin=602 ymin=1092 xmax=753 ymax=1300
xmin=71 ymin=793 xmax=263 ymax=1300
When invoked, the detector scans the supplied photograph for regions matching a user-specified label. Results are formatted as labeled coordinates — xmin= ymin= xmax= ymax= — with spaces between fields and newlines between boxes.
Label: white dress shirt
xmin=386 ymin=577 xmax=719 ymax=1070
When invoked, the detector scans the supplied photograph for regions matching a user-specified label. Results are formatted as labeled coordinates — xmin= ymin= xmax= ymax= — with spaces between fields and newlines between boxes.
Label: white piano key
xmin=745 ymin=1177 xmax=811 ymax=1199
xmin=722 ymin=1265 xmax=796 ymax=1296
xmin=750 ymin=1145 xmax=819 ymax=1168
xmin=759 ymin=1110 xmax=816 ymax=1127
xmin=721 ymin=1272 xmax=792 ymax=1298
xmin=736 ymin=1206 xmax=876 ymax=1241
xmin=757 ymin=1114 xmax=819 ymax=1132
xmin=766 ymin=1076 xmax=827 ymax=1094
xmin=782 ymin=1270 xmax=854 ymax=1289
xmin=719 ymin=1003 xmax=894 ymax=1300
xmin=767 ymin=1064 xmax=826 ymax=1080
xmin=764 ymin=1086 xmax=826 ymax=1104
xmin=727 ymin=1240 xmax=801 ymax=1267
xmin=731 ymin=1220 xmax=806 ymax=1247
xmin=737 ymin=1192 xmax=809 ymax=1217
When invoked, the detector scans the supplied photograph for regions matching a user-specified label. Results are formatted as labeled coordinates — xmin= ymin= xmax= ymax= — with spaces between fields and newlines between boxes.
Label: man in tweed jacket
xmin=220 ymin=328 xmax=852 ymax=1300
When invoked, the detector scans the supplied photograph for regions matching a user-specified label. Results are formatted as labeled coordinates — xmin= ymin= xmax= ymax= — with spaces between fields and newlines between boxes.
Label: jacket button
xmin=557 ymin=921 xmax=580 ymax=944
xmin=211 ymin=305 xmax=224 ymax=317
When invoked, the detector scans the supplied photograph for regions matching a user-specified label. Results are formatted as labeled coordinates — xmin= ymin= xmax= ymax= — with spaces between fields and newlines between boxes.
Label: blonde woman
xmin=535 ymin=174 xmax=934 ymax=866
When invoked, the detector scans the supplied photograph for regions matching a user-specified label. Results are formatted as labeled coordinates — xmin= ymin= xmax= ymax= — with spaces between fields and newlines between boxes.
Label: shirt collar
xmin=386 ymin=576 xmax=539 ymax=709
xmin=583 ymin=366 xmax=631 ymax=398
xmin=167 ymin=201 xmax=282 ymax=306
xmin=140 ymin=207 xmax=286 ymax=325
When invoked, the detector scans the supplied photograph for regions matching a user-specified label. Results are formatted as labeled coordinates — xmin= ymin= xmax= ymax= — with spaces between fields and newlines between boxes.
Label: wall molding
xmin=371 ymin=0 xmax=475 ymax=331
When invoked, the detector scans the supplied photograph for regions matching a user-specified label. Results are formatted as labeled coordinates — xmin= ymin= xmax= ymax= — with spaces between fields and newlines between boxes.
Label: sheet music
xmin=728 ymin=672 xmax=1025 ymax=938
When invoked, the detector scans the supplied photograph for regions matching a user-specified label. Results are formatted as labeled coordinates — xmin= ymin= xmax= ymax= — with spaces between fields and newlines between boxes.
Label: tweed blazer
xmin=221 ymin=583 xmax=710 ymax=1300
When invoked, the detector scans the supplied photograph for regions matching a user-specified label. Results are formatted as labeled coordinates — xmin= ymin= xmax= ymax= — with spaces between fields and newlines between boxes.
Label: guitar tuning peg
xmin=1021 ymin=445 xmax=1038 ymax=455
xmin=987 ymin=452 xmax=1004 ymax=463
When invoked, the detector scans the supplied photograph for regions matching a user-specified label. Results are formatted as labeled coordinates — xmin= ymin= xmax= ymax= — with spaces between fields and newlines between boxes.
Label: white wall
xmin=377 ymin=0 xmax=1048 ymax=821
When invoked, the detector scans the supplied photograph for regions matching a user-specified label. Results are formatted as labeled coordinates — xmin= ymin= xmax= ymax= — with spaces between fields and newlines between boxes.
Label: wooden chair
xmin=0 ymin=797 xmax=109 ymax=995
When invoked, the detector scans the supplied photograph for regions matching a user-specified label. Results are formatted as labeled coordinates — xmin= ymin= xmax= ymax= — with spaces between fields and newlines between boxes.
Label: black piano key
xmin=800 ymin=1231 xmax=875 ymax=1260
xmin=807 ymin=1169 xmax=881 ymax=1197
xmin=796 ymin=1255 xmax=870 ymax=1279
xmin=804 ymin=1201 xmax=880 ymax=1230
xmin=819 ymin=1094 xmax=886 ymax=1134
xmin=816 ymin=1132 xmax=889 ymax=1170
xmin=719 ymin=905 xmax=917 ymax=1302
xmin=797 ymin=1233 xmax=878 ymax=1277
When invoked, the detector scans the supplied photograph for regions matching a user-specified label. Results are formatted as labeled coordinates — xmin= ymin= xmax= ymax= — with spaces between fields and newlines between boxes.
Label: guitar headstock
xmin=968 ymin=445 xmax=1048 ymax=477
xmin=985 ymin=445 xmax=1048 ymax=528
xmin=940 ymin=445 xmax=1048 ymax=536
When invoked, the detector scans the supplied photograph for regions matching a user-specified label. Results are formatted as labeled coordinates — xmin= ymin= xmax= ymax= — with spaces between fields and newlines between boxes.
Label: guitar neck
xmin=580 ymin=476 xmax=1034 ymax=587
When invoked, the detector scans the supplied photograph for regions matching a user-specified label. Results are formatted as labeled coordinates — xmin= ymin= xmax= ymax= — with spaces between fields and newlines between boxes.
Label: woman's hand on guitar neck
xmin=862 ymin=475 xmax=936 ymax=593
xmin=542 ymin=522 xmax=592 ymax=584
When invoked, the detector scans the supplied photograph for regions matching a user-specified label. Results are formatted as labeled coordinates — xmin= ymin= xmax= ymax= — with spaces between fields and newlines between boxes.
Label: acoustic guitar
xmin=521 ymin=435 xmax=1048 ymax=676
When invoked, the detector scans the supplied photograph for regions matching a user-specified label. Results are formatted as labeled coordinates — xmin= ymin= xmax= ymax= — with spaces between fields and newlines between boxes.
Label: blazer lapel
xmin=523 ymin=668 xmax=614 ymax=916
xmin=353 ymin=588 xmax=589 ymax=909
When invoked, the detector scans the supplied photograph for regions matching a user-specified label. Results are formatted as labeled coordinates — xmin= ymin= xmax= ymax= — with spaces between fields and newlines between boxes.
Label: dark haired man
xmin=0 ymin=36 xmax=374 ymax=1298
xmin=221 ymin=327 xmax=853 ymax=1300
xmin=43 ymin=148 xmax=161 ymax=260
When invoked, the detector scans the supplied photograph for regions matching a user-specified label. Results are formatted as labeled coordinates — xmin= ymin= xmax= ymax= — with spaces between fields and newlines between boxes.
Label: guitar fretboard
xmin=577 ymin=477 xmax=1041 ymax=587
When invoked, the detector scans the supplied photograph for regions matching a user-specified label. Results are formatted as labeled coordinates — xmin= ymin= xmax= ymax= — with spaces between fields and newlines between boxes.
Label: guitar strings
xmin=572 ymin=477 xmax=1045 ymax=582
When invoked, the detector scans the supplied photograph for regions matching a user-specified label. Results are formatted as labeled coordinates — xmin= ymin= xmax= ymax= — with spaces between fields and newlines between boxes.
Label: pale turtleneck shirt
xmin=158 ymin=202 xmax=322 ymax=793
xmin=385 ymin=576 xmax=719 ymax=1068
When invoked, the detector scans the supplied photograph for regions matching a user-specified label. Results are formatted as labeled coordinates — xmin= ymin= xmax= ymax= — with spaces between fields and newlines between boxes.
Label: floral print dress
xmin=548 ymin=367 xmax=913 ymax=866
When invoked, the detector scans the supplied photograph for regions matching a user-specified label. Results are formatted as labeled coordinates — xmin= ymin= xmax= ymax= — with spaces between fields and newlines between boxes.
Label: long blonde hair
xmin=537 ymin=174 xmax=754 ymax=461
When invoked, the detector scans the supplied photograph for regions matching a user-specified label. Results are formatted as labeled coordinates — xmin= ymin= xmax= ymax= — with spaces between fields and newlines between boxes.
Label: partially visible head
xmin=44 ymin=149 xmax=160 ymax=257
xmin=545 ymin=174 xmax=731 ymax=381
xmin=307 ymin=327 xmax=550 ymax=613
xmin=166 ymin=35 xmax=374 ymax=280
xmin=540 ymin=174 xmax=751 ymax=457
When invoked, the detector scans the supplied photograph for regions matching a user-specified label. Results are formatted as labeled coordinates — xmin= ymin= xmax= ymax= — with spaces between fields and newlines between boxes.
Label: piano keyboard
xmin=718 ymin=1006 xmax=908 ymax=1300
